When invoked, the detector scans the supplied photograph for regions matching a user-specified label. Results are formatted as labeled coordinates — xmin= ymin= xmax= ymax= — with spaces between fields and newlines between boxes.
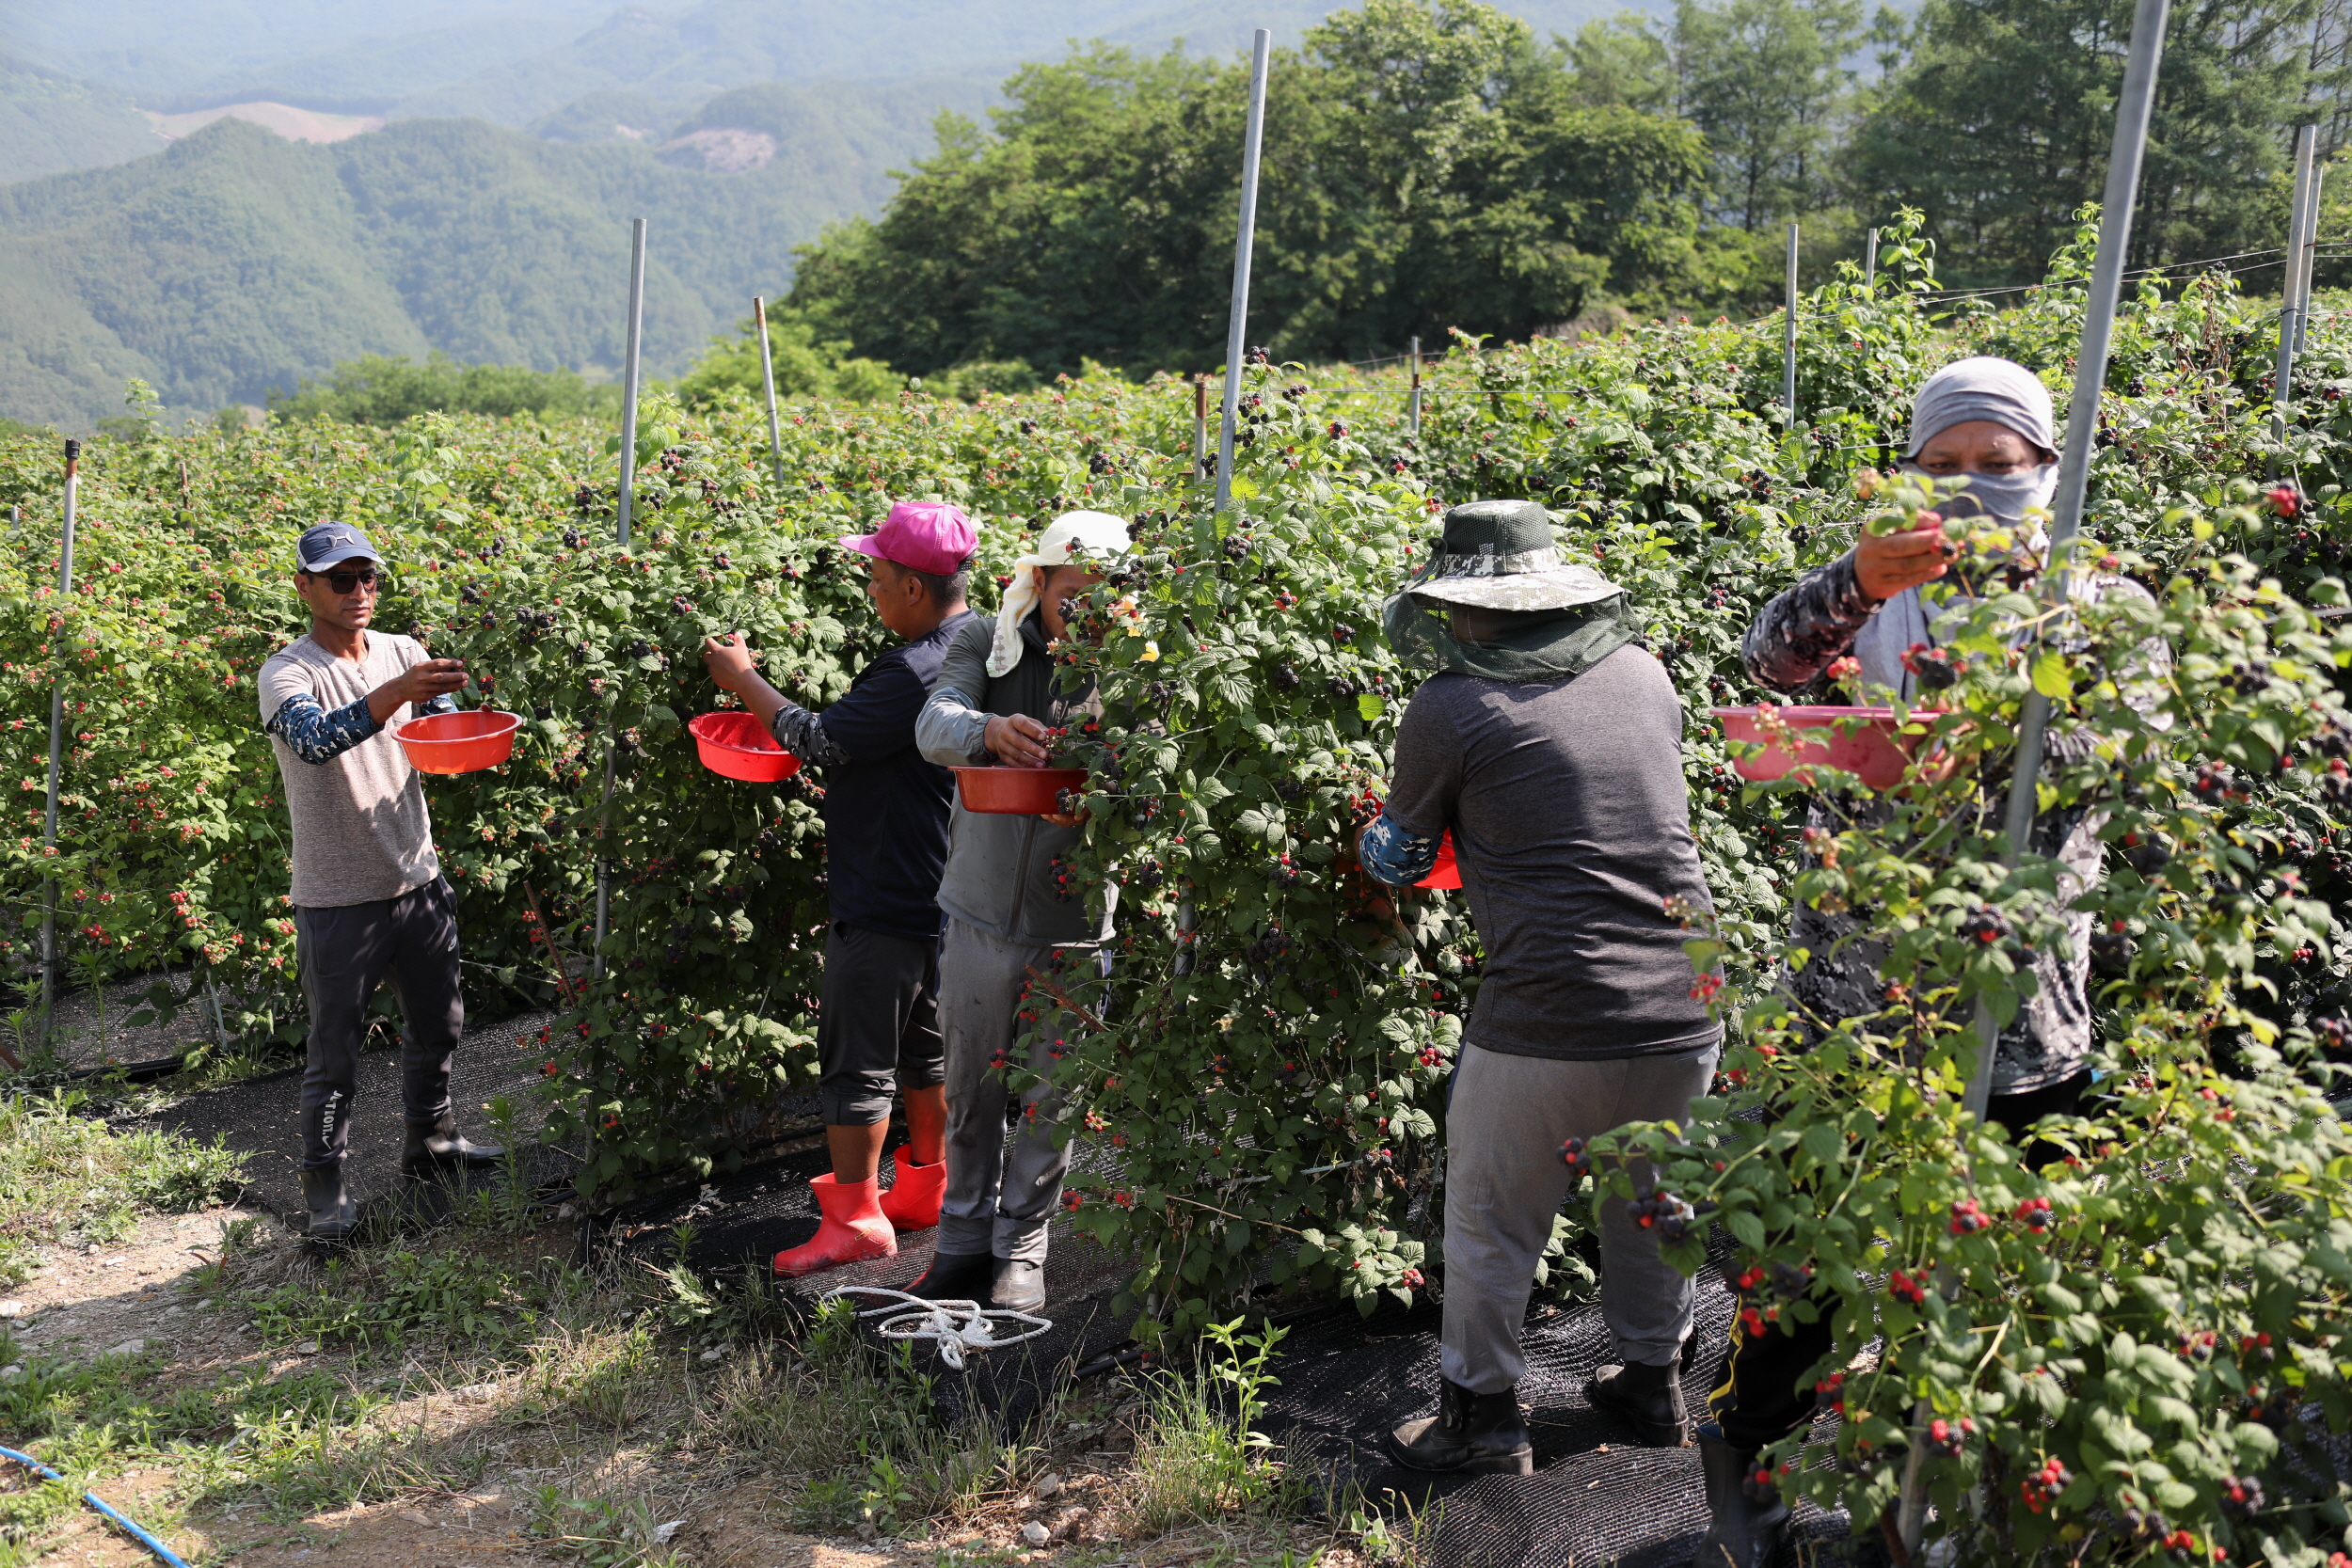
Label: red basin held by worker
xmin=1417 ymin=832 xmax=1461 ymax=890
xmin=1712 ymin=705 xmax=1933 ymax=792
xmin=691 ymin=711 xmax=803 ymax=784
xmin=955 ymin=766 xmax=1089 ymax=816
xmin=392 ymin=709 xmax=521 ymax=775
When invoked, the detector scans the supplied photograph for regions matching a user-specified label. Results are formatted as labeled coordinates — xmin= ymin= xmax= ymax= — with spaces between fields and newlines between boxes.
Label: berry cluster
xmin=2014 ymin=1196 xmax=2054 ymax=1231
xmin=1559 ymin=1136 xmax=1592 ymax=1180
xmin=2019 ymin=1455 xmax=2070 ymax=1513
xmin=1948 ymin=1196 xmax=1991 ymax=1235
xmin=1887 ymin=1269 xmax=1927 ymax=1306
xmin=1926 ymin=1416 xmax=1974 ymax=1457
xmin=1624 ymin=1189 xmax=1694 ymax=1242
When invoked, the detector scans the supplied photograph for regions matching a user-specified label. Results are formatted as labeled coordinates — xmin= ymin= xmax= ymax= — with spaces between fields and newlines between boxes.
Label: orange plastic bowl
xmin=1712 ymin=705 xmax=1933 ymax=792
xmin=1416 ymin=832 xmax=1462 ymax=890
xmin=691 ymin=711 xmax=803 ymax=784
xmin=392 ymin=709 xmax=521 ymax=775
xmin=955 ymin=767 xmax=1089 ymax=816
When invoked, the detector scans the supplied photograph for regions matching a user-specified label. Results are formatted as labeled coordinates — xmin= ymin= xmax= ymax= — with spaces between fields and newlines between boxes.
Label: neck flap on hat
xmin=1384 ymin=562 xmax=1633 ymax=683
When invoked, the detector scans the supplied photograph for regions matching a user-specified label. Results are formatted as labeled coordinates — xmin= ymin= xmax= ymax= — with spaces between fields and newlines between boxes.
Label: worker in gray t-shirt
xmin=1357 ymin=499 xmax=1721 ymax=1477
xmin=257 ymin=523 xmax=503 ymax=1244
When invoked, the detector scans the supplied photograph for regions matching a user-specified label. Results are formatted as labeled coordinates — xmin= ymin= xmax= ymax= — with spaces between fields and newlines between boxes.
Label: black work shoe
xmin=402 ymin=1114 xmax=505 ymax=1172
xmin=1386 ymin=1378 xmax=1534 ymax=1475
xmin=1588 ymin=1356 xmax=1690 ymax=1447
xmin=1690 ymin=1427 xmax=1789 ymax=1568
xmin=906 ymin=1250 xmax=993 ymax=1302
xmin=987 ymin=1257 xmax=1046 ymax=1313
xmin=299 ymin=1164 xmax=358 ymax=1244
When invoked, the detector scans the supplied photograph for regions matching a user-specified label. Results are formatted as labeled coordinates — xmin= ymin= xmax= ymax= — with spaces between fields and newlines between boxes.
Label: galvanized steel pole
xmin=40 ymin=439 xmax=78 ymax=1045
xmin=615 ymin=217 xmax=646 ymax=546
xmin=1408 ymin=335 xmax=1423 ymax=438
xmin=1865 ymin=227 xmax=1880 ymax=289
xmin=1782 ymin=222 xmax=1800 ymax=424
xmin=2274 ymin=123 xmax=2319 ymax=459
xmin=2295 ymin=151 xmax=2327 ymax=353
xmin=1215 ymin=29 xmax=1272 ymax=510
xmin=1193 ymin=376 xmax=1210 ymax=480
xmin=754 ymin=294 xmax=786 ymax=492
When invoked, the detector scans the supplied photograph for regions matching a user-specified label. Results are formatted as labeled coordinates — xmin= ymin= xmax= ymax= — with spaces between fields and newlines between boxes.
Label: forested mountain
xmin=0 ymin=53 xmax=163 ymax=182
xmin=0 ymin=111 xmax=959 ymax=429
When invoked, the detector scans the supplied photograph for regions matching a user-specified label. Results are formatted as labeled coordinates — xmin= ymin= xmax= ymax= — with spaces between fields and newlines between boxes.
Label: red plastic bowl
xmin=691 ymin=711 xmax=803 ymax=784
xmin=1712 ymin=705 xmax=1934 ymax=792
xmin=392 ymin=709 xmax=521 ymax=775
xmin=1417 ymin=832 xmax=1462 ymax=890
xmin=955 ymin=767 xmax=1089 ymax=815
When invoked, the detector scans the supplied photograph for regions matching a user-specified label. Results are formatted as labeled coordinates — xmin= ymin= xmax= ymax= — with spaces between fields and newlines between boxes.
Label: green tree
xmin=266 ymin=354 xmax=614 ymax=425
xmin=1673 ymin=0 xmax=1865 ymax=232
xmin=1847 ymin=0 xmax=2319 ymax=286
xmin=671 ymin=309 xmax=901 ymax=406
xmin=1567 ymin=10 xmax=1676 ymax=110
xmin=786 ymin=0 xmax=1713 ymax=374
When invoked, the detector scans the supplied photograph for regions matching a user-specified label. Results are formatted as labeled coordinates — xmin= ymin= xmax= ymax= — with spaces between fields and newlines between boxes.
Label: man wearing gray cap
xmin=1358 ymin=499 xmax=1722 ymax=1476
xmin=259 ymin=523 xmax=502 ymax=1244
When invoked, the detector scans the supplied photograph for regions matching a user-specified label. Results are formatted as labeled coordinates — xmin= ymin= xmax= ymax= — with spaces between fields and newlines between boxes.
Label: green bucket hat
xmin=1384 ymin=499 xmax=1633 ymax=682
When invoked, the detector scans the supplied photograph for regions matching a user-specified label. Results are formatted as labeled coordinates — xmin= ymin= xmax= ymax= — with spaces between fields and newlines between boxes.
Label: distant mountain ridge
xmin=0 ymin=108 xmax=971 ymax=429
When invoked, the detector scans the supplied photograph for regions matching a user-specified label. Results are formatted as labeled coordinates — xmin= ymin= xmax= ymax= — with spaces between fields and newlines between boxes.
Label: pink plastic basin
xmin=392 ymin=709 xmax=521 ymax=775
xmin=691 ymin=711 xmax=803 ymax=784
xmin=1712 ymin=705 xmax=1933 ymax=792
xmin=955 ymin=767 xmax=1089 ymax=815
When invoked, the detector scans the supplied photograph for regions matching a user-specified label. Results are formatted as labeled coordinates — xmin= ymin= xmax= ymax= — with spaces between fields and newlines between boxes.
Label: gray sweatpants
xmin=936 ymin=916 xmax=1073 ymax=1264
xmin=294 ymin=875 xmax=465 ymax=1170
xmin=1441 ymin=1039 xmax=1720 ymax=1394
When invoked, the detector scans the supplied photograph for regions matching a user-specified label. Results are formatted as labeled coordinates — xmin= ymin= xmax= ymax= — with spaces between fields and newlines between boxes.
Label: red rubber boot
xmin=772 ymin=1175 xmax=897 ymax=1277
xmin=878 ymin=1145 xmax=946 ymax=1232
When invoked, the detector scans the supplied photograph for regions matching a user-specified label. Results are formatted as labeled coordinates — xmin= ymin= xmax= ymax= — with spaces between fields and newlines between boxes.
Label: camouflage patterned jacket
xmin=1740 ymin=552 xmax=2162 ymax=1096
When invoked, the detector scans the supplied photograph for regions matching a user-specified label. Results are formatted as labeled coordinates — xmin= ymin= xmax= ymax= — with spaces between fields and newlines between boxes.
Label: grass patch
xmin=1125 ymin=1319 xmax=1299 ymax=1536
xmin=0 ymin=1090 xmax=246 ymax=1283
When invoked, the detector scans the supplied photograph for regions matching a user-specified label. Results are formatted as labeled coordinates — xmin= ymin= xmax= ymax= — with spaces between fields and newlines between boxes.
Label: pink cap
xmin=840 ymin=500 xmax=977 ymax=577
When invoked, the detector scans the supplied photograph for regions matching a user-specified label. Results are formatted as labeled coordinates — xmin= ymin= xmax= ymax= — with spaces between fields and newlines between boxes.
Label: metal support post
xmin=615 ymin=217 xmax=646 ymax=546
xmin=2274 ymin=124 xmax=2320 ymax=458
xmin=1215 ymin=29 xmax=1272 ymax=510
xmin=1865 ymin=227 xmax=1880 ymax=289
xmin=754 ymin=294 xmax=786 ymax=491
xmin=1193 ymin=376 xmax=1210 ymax=480
xmin=1782 ymin=222 xmax=1800 ymax=424
xmin=1408 ymin=335 xmax=1423 ymax=438
xmin=1898 ymin=0 xmax=2173 ymax=1555
xmin=40 ymin=439 xmax=79 ymax=1045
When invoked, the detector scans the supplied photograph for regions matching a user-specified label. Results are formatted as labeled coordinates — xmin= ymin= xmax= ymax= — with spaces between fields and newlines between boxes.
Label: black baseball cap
xmin=296 ymin=523 xmax=383 ymax=572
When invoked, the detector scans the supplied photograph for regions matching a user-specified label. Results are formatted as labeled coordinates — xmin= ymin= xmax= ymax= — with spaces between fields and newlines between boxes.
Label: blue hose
xmin=0 ymin=1444 xmax=191 ymax=1568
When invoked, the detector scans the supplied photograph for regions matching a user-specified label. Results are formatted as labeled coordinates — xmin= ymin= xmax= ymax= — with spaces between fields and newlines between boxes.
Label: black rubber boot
xmin=1690 ymin=1428 xmax=1789 ymax=1568
xmin=402 ymin=1113 xmax=505 ymax=1172
xmin=905 ymin=1250 xmax=993 ymax=1302
xmin=1387 ymin=1378 xmax=1534 ymax=1475
xmin=1588 ymin=1355 xmax=1690 ymax=1446
xmin=987 ymin=1258 xmax=1045 ymax=1313
xmin=299 ymin=1164 xmax=358 ymax=1244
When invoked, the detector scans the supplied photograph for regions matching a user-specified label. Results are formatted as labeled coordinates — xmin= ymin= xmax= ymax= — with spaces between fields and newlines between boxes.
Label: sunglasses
xmin=308 ymin=566 xmax=384 ymax=594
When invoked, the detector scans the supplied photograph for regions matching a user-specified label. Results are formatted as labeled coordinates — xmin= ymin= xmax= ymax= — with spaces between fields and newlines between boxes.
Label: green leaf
xmin=2030 ymin=650 xmax=2072 ymax=699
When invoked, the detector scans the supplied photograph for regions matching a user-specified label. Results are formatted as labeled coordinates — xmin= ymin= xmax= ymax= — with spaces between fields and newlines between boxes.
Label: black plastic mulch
xmin=128 ymin=1051 xmax=1870 ymax=1566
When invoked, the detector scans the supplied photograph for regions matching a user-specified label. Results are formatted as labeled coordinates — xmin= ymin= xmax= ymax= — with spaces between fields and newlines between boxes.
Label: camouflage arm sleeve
xmin=1740 ymin=551 xmax=1881 ymax=696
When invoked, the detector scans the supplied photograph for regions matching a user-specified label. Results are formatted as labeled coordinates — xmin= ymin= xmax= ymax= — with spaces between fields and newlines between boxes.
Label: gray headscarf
xmin=1901 ymin=356 xmax=2058 ymax=460
xmin=1859 ymin=356 xmax=2061 ymax=697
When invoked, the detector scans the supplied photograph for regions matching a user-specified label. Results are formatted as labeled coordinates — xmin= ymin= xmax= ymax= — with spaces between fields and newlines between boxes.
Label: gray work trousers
xmin=936 ymin=916 xmax=1073 ymax=1264
xmin=294 ymin=875 xmax=465 ymax=1171
xmin=1440 ymin=1038 xmax=1720 ymax=1394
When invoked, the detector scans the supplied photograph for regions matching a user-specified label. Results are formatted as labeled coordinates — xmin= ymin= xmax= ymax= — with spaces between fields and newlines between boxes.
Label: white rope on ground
xmin=817 ymin=1285 xmax=1054 ymax=1371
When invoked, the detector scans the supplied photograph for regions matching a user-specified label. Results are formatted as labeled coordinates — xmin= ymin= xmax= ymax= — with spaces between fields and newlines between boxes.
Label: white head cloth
xmin=987 ymin=510 xmax=1132 ymax=677
xmin=1901 ymin=356 xmax=2058 ymax=459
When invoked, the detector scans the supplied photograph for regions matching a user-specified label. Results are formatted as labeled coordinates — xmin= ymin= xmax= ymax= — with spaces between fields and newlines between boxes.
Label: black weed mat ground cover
xmin=127 ymin=1046 xmax=1870 ymax=1566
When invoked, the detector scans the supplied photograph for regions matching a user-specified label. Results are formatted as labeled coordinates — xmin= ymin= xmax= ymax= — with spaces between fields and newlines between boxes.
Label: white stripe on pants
xmin=1439 ymin=1038 xmax=1720 ymax=1394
